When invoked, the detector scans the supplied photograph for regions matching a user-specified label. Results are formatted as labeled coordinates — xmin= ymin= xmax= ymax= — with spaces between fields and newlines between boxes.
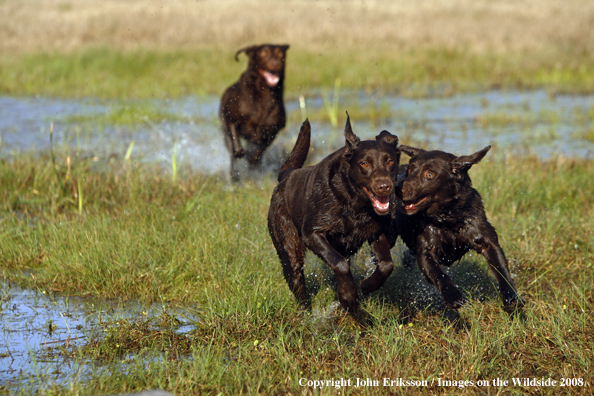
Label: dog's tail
xmin=278 ymin=119 xmax=311 ymax=182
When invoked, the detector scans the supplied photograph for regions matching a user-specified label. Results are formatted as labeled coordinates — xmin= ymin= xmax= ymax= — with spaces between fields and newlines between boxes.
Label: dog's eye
xmin=360 ymin=161 xmax=370 ymax=168
xmin=387 ymin=159 xmax=394 ymax=166
xmin=425 ymin=171 xmax=434 ymax=179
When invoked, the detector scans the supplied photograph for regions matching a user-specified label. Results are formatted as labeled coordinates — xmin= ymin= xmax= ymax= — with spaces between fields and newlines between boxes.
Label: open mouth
xmin=259 ymin=70 xmax=280 ymax=87
xmin=402 ymin=196 xmax=427 ymax=213
xmin=363 ymin=187 xmax=390 ymax=214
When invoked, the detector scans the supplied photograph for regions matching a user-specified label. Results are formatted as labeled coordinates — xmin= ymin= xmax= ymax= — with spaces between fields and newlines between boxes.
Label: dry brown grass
xmin=2 ymin=0 xmax=593 ymax=54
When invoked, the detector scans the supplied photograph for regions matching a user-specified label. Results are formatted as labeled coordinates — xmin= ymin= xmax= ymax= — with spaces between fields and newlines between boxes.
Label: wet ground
xmin=1 ymin=90 xmax=593 ymax=178
xmin=0 ymin=282 xmax=195 ymax=387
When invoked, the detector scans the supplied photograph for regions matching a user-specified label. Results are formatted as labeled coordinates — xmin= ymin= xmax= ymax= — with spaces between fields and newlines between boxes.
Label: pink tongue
xmin=372 ymin=195 xmax=390 ymax=212
xmin=405 ymin=203 xmax=416 ymax=211
xmin=262 ymin=71 xmax=279 ymax=86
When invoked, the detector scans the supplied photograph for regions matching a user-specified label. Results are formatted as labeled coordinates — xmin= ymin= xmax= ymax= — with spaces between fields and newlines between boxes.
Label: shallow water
xmin=1 ymin=90 xmax=593 ymax=178
xmin=0 ymin=282 xmax=195 ymax=387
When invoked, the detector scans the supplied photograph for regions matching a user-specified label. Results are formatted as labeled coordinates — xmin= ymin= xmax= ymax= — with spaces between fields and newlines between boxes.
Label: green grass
xmin=63 ymin=102 xmax=193 ymax=126
xmin=2 ymin=47 xmax=594 ymax=99
xmin=0 ymin=149 xmax=592 ymax=394
xmin=583 ymin=129 xmax=594 ymax=142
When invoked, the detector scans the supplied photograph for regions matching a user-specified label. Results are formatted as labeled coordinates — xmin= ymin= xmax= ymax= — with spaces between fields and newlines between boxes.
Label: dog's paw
xmin=247 ymin=153 xmax=263 ymax=165
xmin=361 ymin=261 xmax=393 ymax=295
xmin=503 ymin=294 xmax=525 ymax=314
xmin=352 ymin=309 xmax=374 ymax=328
xmin=233 ymin=147 xmax=245 ymax=158
xmin=441 ymin=286 xmax=466 ymax=310
xmin=500 ymin=286 xmax=524 ymax=314
xmin=360 ymin=276 xmax=382 ymax=295
xmin=337 ymin=290 xmax=360 ymax=314
xmin=297 ymin=300 xmax=312 ymax=312
xmin=360 ymin=278 xmax=374 ymax=295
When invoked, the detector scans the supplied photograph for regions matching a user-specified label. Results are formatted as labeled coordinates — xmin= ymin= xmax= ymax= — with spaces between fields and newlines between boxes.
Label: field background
xmin=2 ymin=0 xmax=594 ymax=54
xmin=0 ymin=1 xmax=593 ymax=395
xmin=2 ymin=0 xmax=594 ymax=98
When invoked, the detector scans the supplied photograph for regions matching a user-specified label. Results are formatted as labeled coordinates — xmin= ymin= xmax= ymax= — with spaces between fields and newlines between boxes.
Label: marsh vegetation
xmin=1 ymin=139 xmax=592 ymax=394
xmin=0 ymin=0 xmax=593 ymax=394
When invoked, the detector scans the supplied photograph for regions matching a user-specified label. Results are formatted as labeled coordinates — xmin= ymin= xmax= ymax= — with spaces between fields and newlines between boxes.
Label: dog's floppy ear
xmin=376 ymin=130 xmax=399 ymax=147
xmin=452 ymin=145 xmax=491 ymax=173
xmin=343 ymin=112 xmax=360 ymax=159
xmin=399 ymin=145 xmax=425 ymax=158
xmin=235 ymin=45 xmax=259 ymax=61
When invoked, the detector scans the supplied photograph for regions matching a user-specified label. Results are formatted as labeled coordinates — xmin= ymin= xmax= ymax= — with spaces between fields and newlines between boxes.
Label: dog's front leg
xmin=227 ymin=123 xmax=244 ymax=158
xmin=417 ymin=249 xmax=466 ymax=309
xmin=306 ymin=233 xmax=359 ymax=313
xmin=480 ymin=242 xmax=523 ymax=313
xmin=361 ymin=234 xmax=394 ymax=294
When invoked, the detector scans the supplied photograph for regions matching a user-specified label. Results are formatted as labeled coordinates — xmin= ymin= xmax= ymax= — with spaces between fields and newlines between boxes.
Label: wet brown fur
xmin=268 ymin=116 xmax=401 ymax=313
xmin=219 ymin=44 xmax=289 ymax=180
xmin=395 ymin=145 xmax=522 ymax=313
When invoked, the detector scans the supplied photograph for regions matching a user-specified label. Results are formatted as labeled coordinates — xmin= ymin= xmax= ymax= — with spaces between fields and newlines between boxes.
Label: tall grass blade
xmin=77 ymin=178 xmax=83 ymax=215
xmin=172 ymin=144 xmax=178 ymax=183
xmin=299 ymin=95 xmax=307 ymax=121
xmin=322 ymin=78 xmax=341 ymax=128
xmin=124 ymin=141 xmax=135 ymax=162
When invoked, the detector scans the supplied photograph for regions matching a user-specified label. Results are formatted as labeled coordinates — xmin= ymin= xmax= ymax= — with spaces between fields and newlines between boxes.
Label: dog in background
xmin=395 ymin=145 xmax=522 ymax=313
xmin=268 ymin=115 xmax=400 ymax=313
xmin=219 ymin=44 xmax=289 ymax=181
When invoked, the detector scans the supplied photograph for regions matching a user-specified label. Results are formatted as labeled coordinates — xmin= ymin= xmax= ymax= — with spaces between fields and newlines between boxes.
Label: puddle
xmin=1 ymin=90 xmax=593 ymax=178
xmin=0 ymin=282 xmax=196 ymax=387
xmin=385 ymin=90 xmax=594 ymax=159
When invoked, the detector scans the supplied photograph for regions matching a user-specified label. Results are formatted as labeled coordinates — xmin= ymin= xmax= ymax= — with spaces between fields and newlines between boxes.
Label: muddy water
xmin=1 ymin=90 xmax=593 ymax=178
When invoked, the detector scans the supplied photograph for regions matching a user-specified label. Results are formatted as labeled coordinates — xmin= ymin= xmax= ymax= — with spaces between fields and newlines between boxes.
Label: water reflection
xmin=0 ymin=282 xmax=194 ymax=386
xmin=1 ymin=90 xmax=593 ymax=179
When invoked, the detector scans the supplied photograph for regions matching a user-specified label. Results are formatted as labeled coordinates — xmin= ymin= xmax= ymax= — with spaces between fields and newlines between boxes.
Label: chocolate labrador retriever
xmin=219 ymin=44 xmax=289 ymax=181
xmin=395 ymin=145 xmax=522 ymax=313
xmin=268 ymin=115 xmax=400 ymax=313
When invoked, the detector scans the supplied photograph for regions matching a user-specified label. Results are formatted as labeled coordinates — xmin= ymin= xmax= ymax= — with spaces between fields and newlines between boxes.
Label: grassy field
xmin=1 ymin=0 xmax=594 ymax=98
xmin=1 ymin=0 xmax=593 ymax=394
xmin=0 ymin=149 xmax=592 ymax=394
xmin=3 ymin=47 xmax=594 ymax=99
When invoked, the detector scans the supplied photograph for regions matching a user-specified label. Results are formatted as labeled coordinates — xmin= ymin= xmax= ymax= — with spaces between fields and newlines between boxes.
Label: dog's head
xmin=398 ymin=145 xmax=491 ymax=216
xmin=235 ymin=44 xmax=289 ymax=88
xmin=342 ymin=113 xmax=400 ymax=216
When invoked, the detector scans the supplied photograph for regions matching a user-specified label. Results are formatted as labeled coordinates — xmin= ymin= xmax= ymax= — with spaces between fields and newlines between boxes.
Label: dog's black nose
xmin=376 ymin=181 xmax=392 ymax=195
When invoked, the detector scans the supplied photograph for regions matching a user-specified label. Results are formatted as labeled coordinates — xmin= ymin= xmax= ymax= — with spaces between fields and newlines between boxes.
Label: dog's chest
xmin=418 ymin=223 xmax=474 ymax=264
xmin=240 ymin=98 xmax=284 ymax=129
xmin=327 ymin=214 xmax=386 ymax=256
